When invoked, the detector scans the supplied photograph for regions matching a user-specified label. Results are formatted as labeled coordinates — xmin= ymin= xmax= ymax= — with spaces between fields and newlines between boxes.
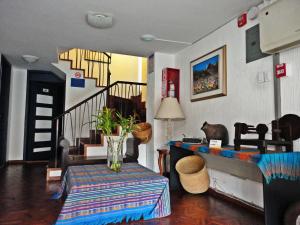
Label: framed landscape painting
xmin=190 ymin=45 xmax=227 ymax=102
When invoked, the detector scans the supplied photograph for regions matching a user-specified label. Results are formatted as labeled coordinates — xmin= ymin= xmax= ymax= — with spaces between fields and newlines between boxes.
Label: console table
xmin=169 ymin=142 xmax=262 ymax=191
xmin=169 ymin=141 xmax=300 ymax=225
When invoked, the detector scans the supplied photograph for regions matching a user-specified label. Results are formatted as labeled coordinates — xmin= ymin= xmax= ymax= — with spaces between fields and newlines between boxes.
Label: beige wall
xmin=110 ymin=53 xmax=147 ymax=101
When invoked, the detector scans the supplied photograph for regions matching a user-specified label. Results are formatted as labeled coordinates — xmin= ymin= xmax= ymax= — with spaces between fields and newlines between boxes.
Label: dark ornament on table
xmin=233 ymin=114 xmax=300 ymax=153
xmin=201 ymin=121 xmax=229 ymax=146
xmin=275 ymin=114 xmax=300 ymax=140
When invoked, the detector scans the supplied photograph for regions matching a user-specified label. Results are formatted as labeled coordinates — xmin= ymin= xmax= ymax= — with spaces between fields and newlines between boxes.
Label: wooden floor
xmin=0 ymin=164 xmax=264 ymax=225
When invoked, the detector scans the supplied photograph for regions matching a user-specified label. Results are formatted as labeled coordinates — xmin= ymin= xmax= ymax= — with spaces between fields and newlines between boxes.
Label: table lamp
xmin=154 ymin=97 xmax=185 ymax=142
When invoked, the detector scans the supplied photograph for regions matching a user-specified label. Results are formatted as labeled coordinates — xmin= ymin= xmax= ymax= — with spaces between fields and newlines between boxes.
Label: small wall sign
xmin=275 ymin=63 xmax=287 ymax=78
xmin=71 ymin=72 xmax=85 ymax=88
xmin=209 ymin=139 xmax=222 ymax=149
xmin=71 ymin=78 xmax=85 ymax=88
xmin=42 ymin=88 xmax=49 ymax=93
xmin=74 ymin=72 xmax=82 ymax=78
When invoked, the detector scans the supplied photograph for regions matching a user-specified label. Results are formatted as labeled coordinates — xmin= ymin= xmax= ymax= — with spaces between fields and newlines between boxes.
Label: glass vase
xmin=107 ymin=136 xmax=124 ymax=172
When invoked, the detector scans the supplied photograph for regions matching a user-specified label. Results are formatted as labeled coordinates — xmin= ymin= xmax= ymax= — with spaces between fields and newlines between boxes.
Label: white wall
xmin=138 ymin=144 xmax=147 ymax=167
xmin=146 ymin=53 xmax=175 ymax=172
xmin=280 ymin=46 xmax=300 ymax=150
xmin=173 ymin=18 xmax=270 ymax=208
xmin=167 ymin=16 xmax=300 ymax=207
xmin=208 ymin=169 xmax=263 ymax=207
xmin=6 ymin=66 xmax=27 ymax=161
xmin=53 ymin=61 xmax=103 ymax=110
xmin=174 ymin=19 xmax=275 ymax=142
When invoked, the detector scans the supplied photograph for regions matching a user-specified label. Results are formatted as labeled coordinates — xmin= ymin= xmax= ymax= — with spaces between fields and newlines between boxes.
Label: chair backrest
xmin=59 ymin=137 xmax=70 ymax=171
xmin=125 ymin=137 xmax=141 ymax=162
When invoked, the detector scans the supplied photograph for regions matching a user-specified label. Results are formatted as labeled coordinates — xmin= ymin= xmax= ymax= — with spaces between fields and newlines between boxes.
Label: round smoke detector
xmin=140 ymin=34 xmax=156 ymax=42
xmin=248 ymin=6 xmax=259 ymax=20
xmin=86 ymin=11 xmax=113 ymax=29
xmin=22 ymin=55 xmax=39 ymax=64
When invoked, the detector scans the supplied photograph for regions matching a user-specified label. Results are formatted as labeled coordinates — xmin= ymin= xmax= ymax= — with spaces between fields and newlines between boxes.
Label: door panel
xmin=35 ymin=120 xmax=52 ymax=129
xmin=33 ymin=147 xmax=51 ymax=153
xmin=36 ymin=107 xmax=53 ymax=116
xmin=34 ymin=132 xmax=52 ymax=142
xmin=26 ymin=82 xmax=59 ymax=161
xmin=36 ymin=94 xmax=53 ymax=104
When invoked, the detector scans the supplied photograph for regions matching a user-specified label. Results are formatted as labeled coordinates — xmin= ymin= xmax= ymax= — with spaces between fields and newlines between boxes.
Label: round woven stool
xmin=175 ymin=155 xmax=210 ymax=194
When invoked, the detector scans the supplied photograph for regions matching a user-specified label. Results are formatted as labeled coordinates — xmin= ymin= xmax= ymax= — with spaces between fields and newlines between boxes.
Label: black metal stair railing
xmin=50 ymin=81 xmax=147 ymax=168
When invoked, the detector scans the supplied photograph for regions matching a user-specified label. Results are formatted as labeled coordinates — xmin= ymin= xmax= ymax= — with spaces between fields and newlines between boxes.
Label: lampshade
xmin=155 ymin=97 xmax=185 ymax=120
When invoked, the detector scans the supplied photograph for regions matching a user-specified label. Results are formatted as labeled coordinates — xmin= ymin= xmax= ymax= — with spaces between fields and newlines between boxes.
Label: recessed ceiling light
xmin=86 ymin=11 xmax=113 ymax=29
xmin=140 ymin=34 xmax=192 ymax=45
xmin=22 ymin=55 xmax=39 ymax=64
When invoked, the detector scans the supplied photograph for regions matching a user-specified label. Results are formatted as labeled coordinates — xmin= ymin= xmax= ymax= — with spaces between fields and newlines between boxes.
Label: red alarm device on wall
xmin=275 ymin=63 xmax=287 ymax=78
xmin=162 ymin=68 xmax=180 ymax=101
xmin=237 ymin=13 xmax=247 ymax=28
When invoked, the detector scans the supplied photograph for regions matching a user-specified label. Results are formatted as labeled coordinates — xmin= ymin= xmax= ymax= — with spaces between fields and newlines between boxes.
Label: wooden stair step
xmin=48 ymin=159 xmax=61 ymax=168
xmin=69 ymin=146 xmax=83 ymax=155
xmin=79 ymin=138 xmax=102 ymax=145
xmin=67 ymin=155 xmax=129 ymax=165
xmin=67 ymin=155 xmax=107 ymax=165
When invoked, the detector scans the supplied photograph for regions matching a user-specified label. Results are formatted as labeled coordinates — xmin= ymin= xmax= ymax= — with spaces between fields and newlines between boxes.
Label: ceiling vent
xmin=86 ymin=11 xmax=113 ymax=29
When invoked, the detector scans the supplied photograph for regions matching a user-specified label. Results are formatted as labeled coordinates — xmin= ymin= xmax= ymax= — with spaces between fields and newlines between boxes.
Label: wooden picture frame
xmin=190 ymin=45 xmax=227 ymax=102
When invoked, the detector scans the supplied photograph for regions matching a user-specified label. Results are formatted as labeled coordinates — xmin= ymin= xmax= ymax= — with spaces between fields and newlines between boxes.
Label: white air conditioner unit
xmin=259 ymin=0 xmax=300 ymax=54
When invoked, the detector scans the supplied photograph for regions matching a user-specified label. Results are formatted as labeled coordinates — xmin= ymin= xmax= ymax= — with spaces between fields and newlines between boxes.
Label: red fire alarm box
xmin=238 ymin=13 xmax=247 ymax=28
xmin=162 ymin=68 xmax=180 ymax=101
xmin=275 ymin=63 xmax=287 ymax=78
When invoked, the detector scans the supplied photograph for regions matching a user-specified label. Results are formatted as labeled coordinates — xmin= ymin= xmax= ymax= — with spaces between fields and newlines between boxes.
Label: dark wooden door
xmin=0 ymin=56 xmax=11 ymax=167
xmin=25 ymin=81 xmax=61 ymax=161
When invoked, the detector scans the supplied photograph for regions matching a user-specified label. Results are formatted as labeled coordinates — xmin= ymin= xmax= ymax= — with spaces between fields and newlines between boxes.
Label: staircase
xmin=48 ymin=49 xmax=147 ymax=172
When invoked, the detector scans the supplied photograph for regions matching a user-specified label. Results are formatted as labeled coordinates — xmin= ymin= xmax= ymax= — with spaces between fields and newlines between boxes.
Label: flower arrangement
xmin=94 ymin=108 xmax=136 ymax=172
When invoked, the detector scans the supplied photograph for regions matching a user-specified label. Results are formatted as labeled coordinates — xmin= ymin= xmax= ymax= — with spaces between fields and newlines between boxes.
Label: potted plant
xmin=94 ymin=108 xmax=136 ymax=172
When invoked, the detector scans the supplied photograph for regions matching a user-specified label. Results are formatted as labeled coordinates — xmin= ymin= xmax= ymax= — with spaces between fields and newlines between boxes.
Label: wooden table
xmin=157 ymin=148 xmax=169 ymax=176
xmin=54 ymin=163 xmax=171 ymax=225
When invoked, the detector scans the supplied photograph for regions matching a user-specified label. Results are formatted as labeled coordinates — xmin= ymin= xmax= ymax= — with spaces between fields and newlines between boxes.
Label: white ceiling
xmin=0 ymin=0 xmax=262 ymax=70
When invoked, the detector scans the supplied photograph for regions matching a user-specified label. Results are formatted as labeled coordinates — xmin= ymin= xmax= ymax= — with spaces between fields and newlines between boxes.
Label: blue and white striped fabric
xmin=255 ymin=152 xmax=300 ymax=184
xmin=54 ymin=163 xmax=171 ymax=225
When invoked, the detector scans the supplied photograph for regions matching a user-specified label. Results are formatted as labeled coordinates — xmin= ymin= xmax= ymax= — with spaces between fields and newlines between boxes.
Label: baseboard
xmin=7 ymin=160 xmax=24 ymax=165
xmin=7 ymin=160 xmax=48 ymax=165
xmin=208 ymin=188 xmax=264 ymax=216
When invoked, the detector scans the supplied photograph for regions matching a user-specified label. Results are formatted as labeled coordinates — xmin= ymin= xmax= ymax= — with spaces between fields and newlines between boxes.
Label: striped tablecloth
xmin=256 ymin=152 xmax=300 ymax=184
xmin=170 ymin=141 xmax=300 ymax=184
xmin=54 ymin=163 xmax=171 ymax=225
xmin=169 ymin=141 xmax=260 ymax=162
